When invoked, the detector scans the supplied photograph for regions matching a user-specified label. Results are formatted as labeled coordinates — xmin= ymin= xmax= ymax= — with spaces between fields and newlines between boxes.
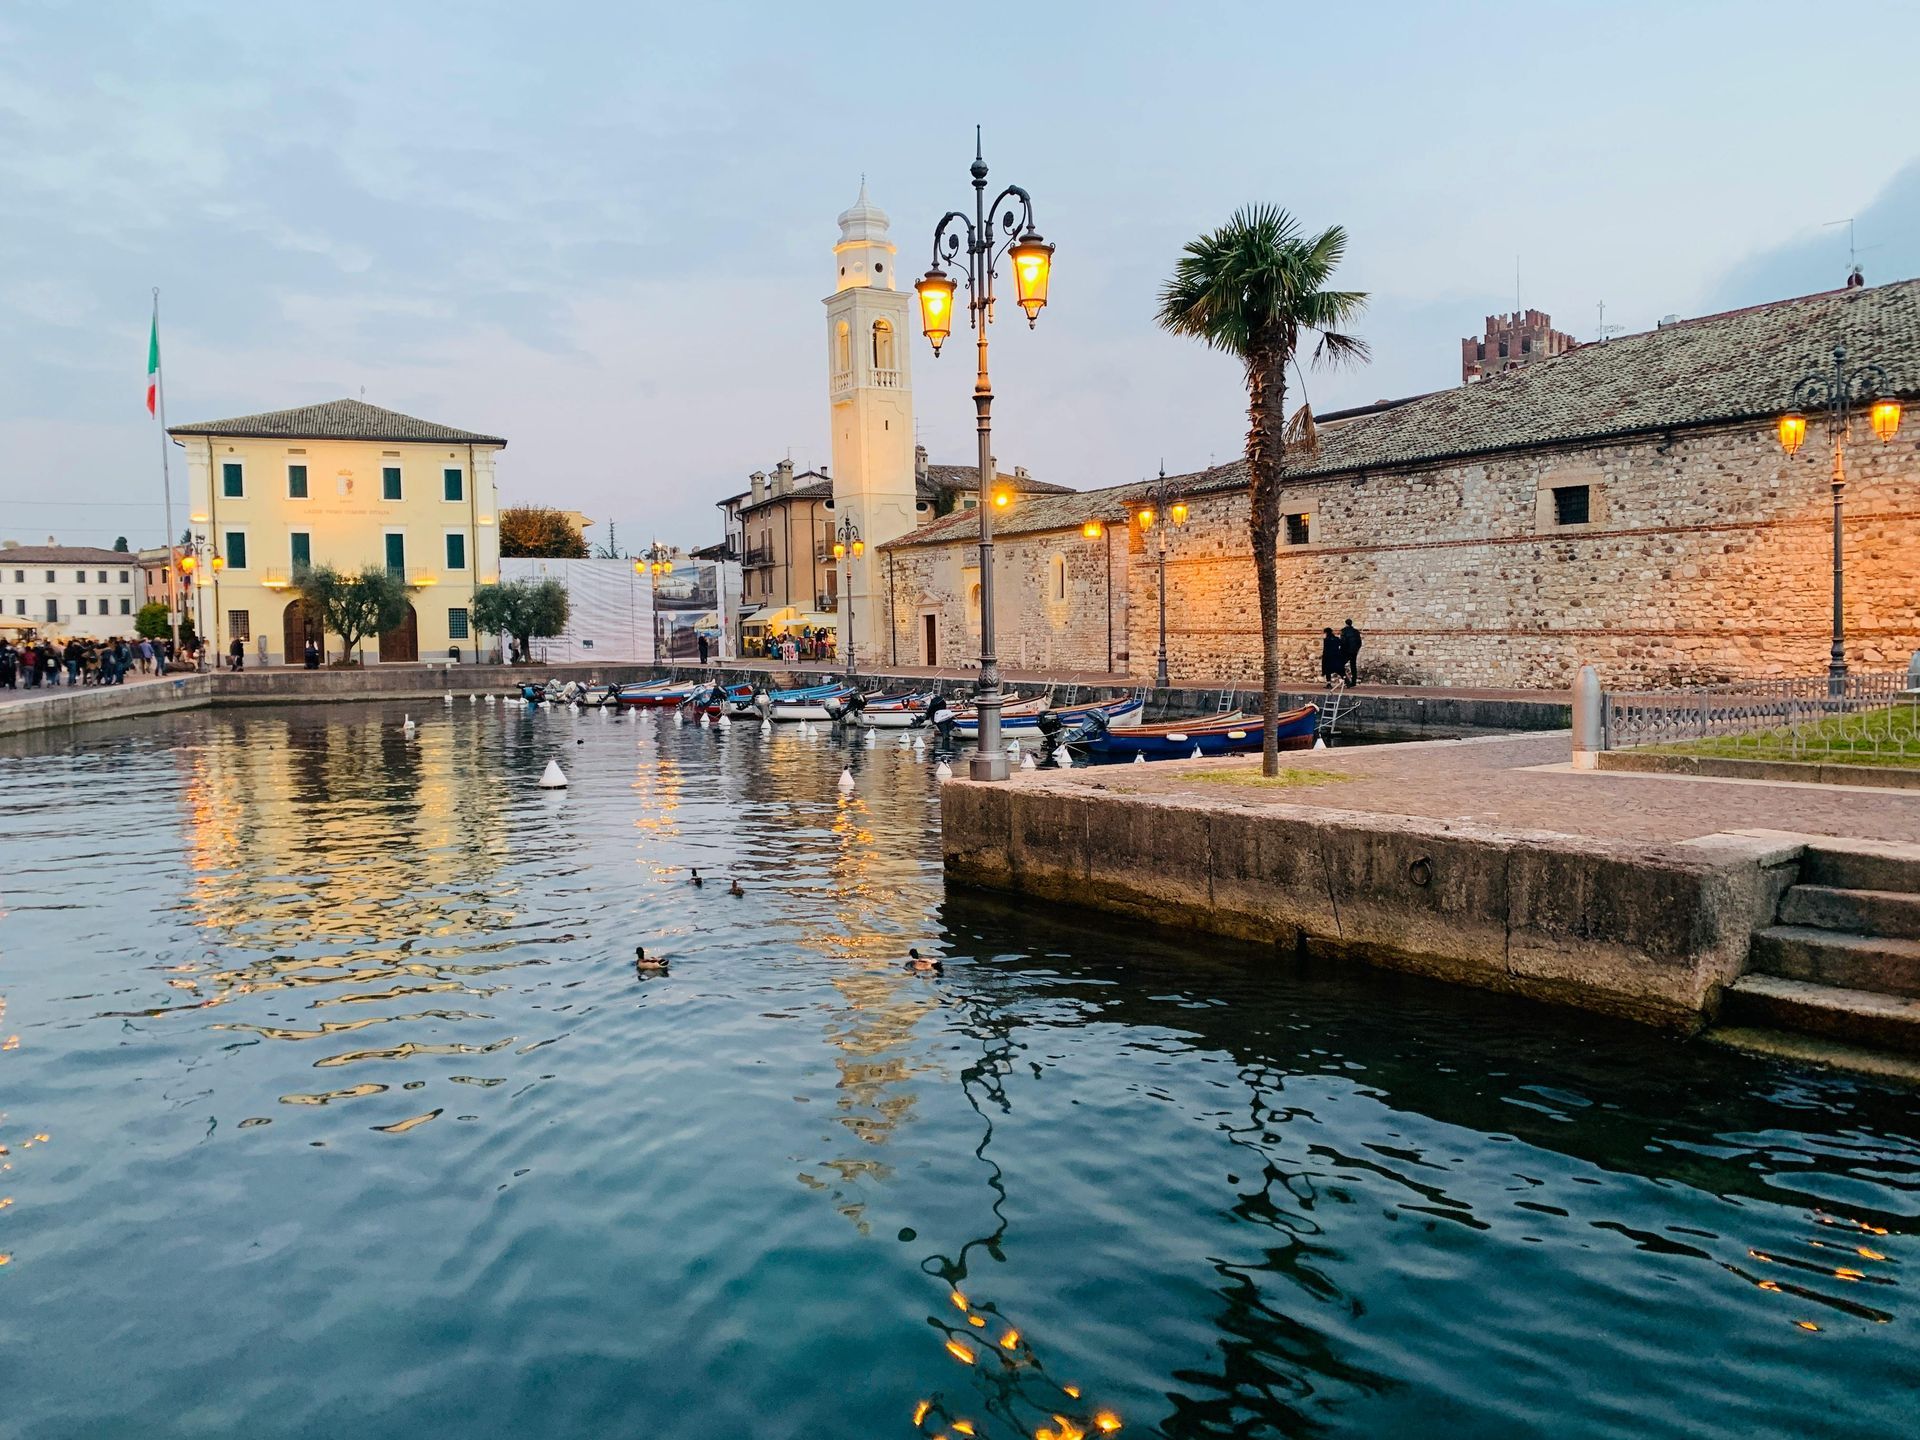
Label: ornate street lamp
xmin=1774 ymin=345 xmax=1903 ymax=690
xmin=831 ymin=515 xmax=863 ymax=676
xmin=638 ymin=541 xmax=674 ymax=663
xmin=1133 ymin=465 xmax=1187 ymax=689
xmin=913 ymin=128 xmax=1055 ymax=781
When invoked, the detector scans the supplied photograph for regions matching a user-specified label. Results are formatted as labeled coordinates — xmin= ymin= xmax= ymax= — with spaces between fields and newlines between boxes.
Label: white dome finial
xmin=837 ymin=178 xmax=890 ymax=245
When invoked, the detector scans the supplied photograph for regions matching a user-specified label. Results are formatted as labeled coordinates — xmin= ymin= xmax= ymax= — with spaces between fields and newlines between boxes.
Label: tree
xmin=499 ymin=506 xmax=588 ymax=558
xmin=296 ymin=564 xmax=413 ymax=664
xmin=470 ymin=578 xmax=571 ymax=663
xmin=1156 ymin=207 xmax=1367 ymax=775
xmin=113 ymin=536 xmax=129 ymax=552
xmin=135 ymin=601 xmax=170 ymax=639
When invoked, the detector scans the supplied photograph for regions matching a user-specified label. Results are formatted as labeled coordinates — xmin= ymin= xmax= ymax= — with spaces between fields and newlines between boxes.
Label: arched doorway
xmin=283 ymin=598 xmax=321 ymax=663
xmin=378 ymin=603 xmax=419 ymax=663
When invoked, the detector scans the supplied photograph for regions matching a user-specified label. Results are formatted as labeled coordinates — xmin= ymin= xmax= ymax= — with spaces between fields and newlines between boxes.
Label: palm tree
xmin=1156 ymin=207 xmax=1367 ymax=775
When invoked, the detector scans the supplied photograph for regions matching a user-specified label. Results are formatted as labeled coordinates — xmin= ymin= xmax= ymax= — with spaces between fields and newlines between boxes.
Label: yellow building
xmin=169 ymin=399 xmax=505 ymax=663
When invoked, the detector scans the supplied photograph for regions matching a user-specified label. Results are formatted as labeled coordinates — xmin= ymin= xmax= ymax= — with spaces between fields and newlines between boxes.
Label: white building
xmin=0 ymin=544 xmax=146 ymax=633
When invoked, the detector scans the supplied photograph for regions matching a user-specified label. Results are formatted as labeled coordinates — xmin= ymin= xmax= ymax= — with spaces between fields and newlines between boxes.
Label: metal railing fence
xmin=1601 ymin=671 xmax=1919 ymax=761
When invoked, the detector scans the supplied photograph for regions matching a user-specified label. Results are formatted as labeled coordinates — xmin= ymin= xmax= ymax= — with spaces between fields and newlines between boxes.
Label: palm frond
xmin=1284 ymin=403 xmax=1319 ymax=456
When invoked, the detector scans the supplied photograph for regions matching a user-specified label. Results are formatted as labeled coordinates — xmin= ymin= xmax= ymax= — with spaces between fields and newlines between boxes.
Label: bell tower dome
xmin=824 ymin=180 xmax=917 ymax=665
xmin=834 ymin=178 xmax=897 ymax=292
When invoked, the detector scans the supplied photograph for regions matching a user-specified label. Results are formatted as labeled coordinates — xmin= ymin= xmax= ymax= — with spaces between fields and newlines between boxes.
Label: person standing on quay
xmin=1340 ymin=618 xmax=1363 ymax=686
xmin=1320 ymin=627 xmax=1344 ymax=687
xmin=697 ymin=632 xmax=710 ymax=666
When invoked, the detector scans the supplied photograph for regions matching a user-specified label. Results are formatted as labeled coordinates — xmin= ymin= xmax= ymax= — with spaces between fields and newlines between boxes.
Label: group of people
xmin=1318 ymin=619 xmax=1364 ymax=687
xmin=0 ymin=635 xmax=177 ymax=690
xmin=742 ymin=627 xmax=835 ymax=662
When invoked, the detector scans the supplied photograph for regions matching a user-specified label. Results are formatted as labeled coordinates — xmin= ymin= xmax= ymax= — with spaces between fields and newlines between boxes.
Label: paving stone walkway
xmin=1044 ymin=732 xmax=1920 ymax=847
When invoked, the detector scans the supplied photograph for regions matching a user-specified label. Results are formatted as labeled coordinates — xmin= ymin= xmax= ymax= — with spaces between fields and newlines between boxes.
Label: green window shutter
xmin=385 ymin=533 xmax=405 ymax=576
xmin=445 ymin=533 xmax=466 ymax=570
xmin=225 ymin=532 xmax=247 ymax=570
xmin=382 ymin=466 xmax=402 ymax=500
xmin=443 ymin=468 xmax=463 ymax=502
xmin=290 ymin=533 xmax=311 ymax=569
xmin=288 ymin=464 xmax=308 ymax=498
xmin=222 ymin=462 xmax=243 ymax=497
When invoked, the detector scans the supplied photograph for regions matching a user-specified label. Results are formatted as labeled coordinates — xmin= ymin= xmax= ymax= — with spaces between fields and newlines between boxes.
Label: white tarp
xmin=500 ymin=558 xmax=654 ymax=664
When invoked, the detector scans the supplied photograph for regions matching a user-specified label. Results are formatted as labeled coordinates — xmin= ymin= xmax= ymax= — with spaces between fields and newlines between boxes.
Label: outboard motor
xmin=1034 ymin=709 xmax=1068 ymax=768
xmin=838 ymin=689 xmax=868 ymax=724
xmin=753 ymin=688 xmax=773 ymax=718
xmin=926 ymin=692 xmax=957 ymax=743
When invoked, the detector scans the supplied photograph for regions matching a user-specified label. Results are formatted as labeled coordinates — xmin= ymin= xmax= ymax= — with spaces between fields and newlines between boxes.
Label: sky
xmin=4 ymin=0 xmax=1917 ymax=553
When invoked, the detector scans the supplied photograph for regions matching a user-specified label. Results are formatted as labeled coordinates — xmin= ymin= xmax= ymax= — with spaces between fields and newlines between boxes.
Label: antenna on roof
xmin=1825 ymin=218 xmax=1876 ymax=285
xmin=1595 ymin=300 xmax=1625 ymax=343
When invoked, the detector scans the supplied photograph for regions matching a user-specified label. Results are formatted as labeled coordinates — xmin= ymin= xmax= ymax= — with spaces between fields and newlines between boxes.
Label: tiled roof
xmin=736 ymin=473 xmax=833 ymax=516
xmin=0 ymin=545 xmax=139 ymax=564
xmin=1275 ymin=277 xmax=1920 ymax=482
xmin=887 ymin=276 xmax=1920 ymax=547
xmin=168 ymin=398 xmax=507 ymax=446
xmin=920 ymin=464 xmax=1074 ymax=500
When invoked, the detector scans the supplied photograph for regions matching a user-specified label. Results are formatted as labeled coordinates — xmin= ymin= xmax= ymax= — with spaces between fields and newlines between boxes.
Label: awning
xmin=772 ymin=611 xmax=838 ymax=633
xmin=743 ymin=606 xmax=797 ymax=633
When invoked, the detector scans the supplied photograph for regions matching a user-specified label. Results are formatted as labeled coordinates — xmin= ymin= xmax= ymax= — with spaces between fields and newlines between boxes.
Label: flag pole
xmin=152 ymin=287 xmax=181 ymax=665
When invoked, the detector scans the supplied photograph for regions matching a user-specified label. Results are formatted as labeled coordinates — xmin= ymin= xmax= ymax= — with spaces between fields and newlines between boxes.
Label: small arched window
xmin=872 ymin=318 xmax=894 ymax=371
xmin=835 ymin=321 xmax=851 ymax=375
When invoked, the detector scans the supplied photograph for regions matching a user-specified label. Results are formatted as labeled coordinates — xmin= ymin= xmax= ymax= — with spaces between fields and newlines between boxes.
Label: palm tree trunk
xmin=1245 ymin=340 xmax=1288 ymax=776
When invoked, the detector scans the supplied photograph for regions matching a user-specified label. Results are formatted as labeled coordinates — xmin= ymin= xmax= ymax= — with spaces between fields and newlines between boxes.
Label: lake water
xmin=0 ymin=700 xmax=1914 ymax=1439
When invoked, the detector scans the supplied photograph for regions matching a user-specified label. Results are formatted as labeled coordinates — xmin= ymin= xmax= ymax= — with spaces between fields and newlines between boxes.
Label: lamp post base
xmin=969 ymin=690 xmax=1010 ymax=781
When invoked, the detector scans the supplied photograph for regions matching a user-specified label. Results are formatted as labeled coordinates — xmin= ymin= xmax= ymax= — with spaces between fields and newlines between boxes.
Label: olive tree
xmin=470 ymin=578 xmax=570 ymax=664
xmin=297 ymin=564 xmax=413 ymax=665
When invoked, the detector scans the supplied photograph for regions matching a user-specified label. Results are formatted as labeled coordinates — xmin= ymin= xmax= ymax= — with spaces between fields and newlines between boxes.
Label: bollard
xmin=1571 ymin=664 xmax=1602 ymax=770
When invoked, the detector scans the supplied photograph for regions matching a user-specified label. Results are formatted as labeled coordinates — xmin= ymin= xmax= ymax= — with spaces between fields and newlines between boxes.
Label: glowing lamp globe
xmin=178 ymin=555 xmax=196 ymax=575
xmin=1081 ymin=520 xmax=1104 ymax=540
xmin=832 ymin=541 xmax=846 ymax=560
xmin=915 ymin=268 xmax=956 ymax=355
xmin=1869 ymin=398 xmax=1903 ymax=444
xmin=1776 ymin=412 xmax=1807 ymax=457
xmin=991 ymin=487 xmax=1013 ymax=510
xmin=1169 ymin=501 xmax=1190 ymax=525
xmin=1008 ymin=230 xmax=1054 ymax=326
xmin=210 ymin=554 xmax=225 ymax=573
xmin=851 ymin=539 xmax=864 ymax=558
xmin=1136 ymin=507 xmax=1156 ymax=530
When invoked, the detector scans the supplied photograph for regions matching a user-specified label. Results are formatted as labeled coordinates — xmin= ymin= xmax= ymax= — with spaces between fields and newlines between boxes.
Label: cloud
xmin=1708 ymin=160 xmax=1920 ymax=310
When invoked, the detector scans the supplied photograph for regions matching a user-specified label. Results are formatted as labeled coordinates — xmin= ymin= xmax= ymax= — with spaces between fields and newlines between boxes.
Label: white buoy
xmin=1190 ymin=745 xmax=1202 ymax=760
xmin=469 ymin=693 xmax=478 ymax=705
xmin=487 ymin=694 xmax=497 ymax=707
xmin=673 ymin=710 xmax=684 ymax=726
xmin=1007 ymin=737 xmax=1021 ymax=756
xmin=760 ymin=719 xmax=772 ymax=735
xmin=1020 ymin=753 xmax=1036 ymax=771
xmin=538 ymin=759 xmax=568 ymax=788
xmin=1312 ymin=736 xmax=1327 ymax=750
xmin=912 ymin=735 xmax=925 ymax=752
xmin=402 ymin=714 xmax=417 ymax=734
xmin=698 ymin=711 xmax=710 ymax=728
xmin=837 ymin=768 xmax=856 ymax=792
xmin=1133 ymin=752 xmax=1146 ymax=765
xmin=717 ymin=714 xmax=730 ymax=729
xmin=863 ymin=729 xmax=876 ymax=748
xmin=898 ymin=733 xmax=913 ymax=748
xmin=935 ymin=760 xmax=953 ymax=781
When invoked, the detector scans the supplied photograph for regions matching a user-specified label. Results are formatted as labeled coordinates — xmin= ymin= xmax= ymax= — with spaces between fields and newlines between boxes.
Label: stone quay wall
xmin=942 ymin=774 xmax=1800 ymax=1029
xmin=887 ymin=419 xmax=1920 ymax=690
xmin=0 ymin=674 xmax=213 ymax=738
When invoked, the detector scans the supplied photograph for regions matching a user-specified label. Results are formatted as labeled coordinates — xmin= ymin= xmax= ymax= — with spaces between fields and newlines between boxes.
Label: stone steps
xmin=1749 ymin=923 xmax=1920 ymax=998
xmin=1799 ymin=840 xmax=1920 ymax=896
xmin=1720 ymin=974 xmax=1920 ymax=1056
xmin=1778 ymin=884 xmax=1920 ymax=939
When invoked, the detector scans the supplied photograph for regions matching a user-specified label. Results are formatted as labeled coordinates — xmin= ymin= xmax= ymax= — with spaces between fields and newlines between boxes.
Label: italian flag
xmin=145 ymin=314 xmax=160 ymax=415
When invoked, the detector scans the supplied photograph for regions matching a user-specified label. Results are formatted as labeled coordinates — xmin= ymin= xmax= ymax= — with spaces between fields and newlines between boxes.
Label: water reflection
xmin=0 ymin=703 xmax=1912 ymax=1440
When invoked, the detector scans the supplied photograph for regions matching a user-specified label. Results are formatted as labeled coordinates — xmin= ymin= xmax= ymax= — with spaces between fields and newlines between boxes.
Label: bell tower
xmin=825 ymin=180 xmax=917 ymax=667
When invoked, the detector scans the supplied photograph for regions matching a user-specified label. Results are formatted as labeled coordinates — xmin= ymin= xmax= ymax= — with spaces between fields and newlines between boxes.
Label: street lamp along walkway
xmin=832 ymin=516 xmax=863 ymax=676
xmin=1131 ymin=464 xmax=1188 ymax=689
xmin=637 ymin=542 xmax=674 ymax=664
xmin=913 ymin=128 xmax=1055 ymax=782
xmin=1774 ymin=344 xmax=1902 ymax=691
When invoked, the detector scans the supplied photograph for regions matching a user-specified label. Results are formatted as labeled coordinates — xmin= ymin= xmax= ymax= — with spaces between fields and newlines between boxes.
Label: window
xmin=872 ymin=318 xmax=895 ymax=370
xmin=75 ymin=570 xmax=86 ymax=583
xmin=98 ymin=597 xmax=107 ymax=614
xmin=77 ymin=599 xmax=87 ymax=615
xmin=97 ymin=570 xmax=107 ymax=583
xmin=45 ymin=598 xmax=57 ymax=622
xmin=1552 ymin=485 xmax=1591 ymax=526
xmin=835 ymin=321 xmax=850 ymax=376
xmin=445 ymin=533 xmax=466 ymax=570
xmin=384 ymin=533 xmax=405 ymax=577
xmin=448 ymin=607 xmax=469 ymax=640
xmin=1050 ymin=553 xmax=1067 ymax=601
xmin=443 ymin=467 xmax=463 ymax=502
xmin=119 ymin=570 xmax=129 ymax=583
xmin=228 ymin=610 xmax=250 ymax=642
xmin=11 ymin=570 xmax=20 ymax=583
xmin=13 ymin=599 xmax=22 ymax=616
xmin=222 ymin=461 xmax=243 ymax=497
xmin=288 ymin=463 xmax=308 ymax=499
xmin=224 ymin=531 xmax=248 ymax=570
xmin=1285 ymin=513 xmax=1311 ymax=545
xmin=44 ymin=571 xmax=54 ymax=583
xmin=120 ymin=598 xmax=131 ymax=614
xmin=382 ymin=466 xmax=402 ymax=501
xmin=290 ymin=532 xmax=311 ymax=570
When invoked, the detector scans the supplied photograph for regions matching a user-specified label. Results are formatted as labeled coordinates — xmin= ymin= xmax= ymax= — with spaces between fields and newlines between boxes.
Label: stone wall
xmin=886 ymin=418 xmax=1920 ymax=689
xmin=882 ymin=529 xmax=1132 ymax=675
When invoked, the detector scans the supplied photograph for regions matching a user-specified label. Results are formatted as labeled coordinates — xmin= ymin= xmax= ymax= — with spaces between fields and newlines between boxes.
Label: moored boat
xmin=1068 ymin=703 xmax=1318 ymax=760
xmin=761 ymin=682 xmax=856 ymax=722
xmin=944 ymin=694 xmax=1141 ymax=739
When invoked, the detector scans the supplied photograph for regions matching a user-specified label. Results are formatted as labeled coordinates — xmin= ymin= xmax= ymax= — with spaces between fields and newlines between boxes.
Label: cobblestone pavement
xmin=1043 ymin=732 xmax=1920 ymax=846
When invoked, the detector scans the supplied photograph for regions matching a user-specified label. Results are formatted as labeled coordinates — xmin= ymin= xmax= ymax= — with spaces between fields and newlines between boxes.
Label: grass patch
xmin=1184 ymin=766 xmax=1350 ymax=789
xmin=1644 ymin=702 xmax=1920 ymax=769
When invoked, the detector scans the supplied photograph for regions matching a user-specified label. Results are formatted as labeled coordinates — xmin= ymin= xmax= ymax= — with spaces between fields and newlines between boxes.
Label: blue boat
xmin=945 ymin=695 xmax=1144 ymax=740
